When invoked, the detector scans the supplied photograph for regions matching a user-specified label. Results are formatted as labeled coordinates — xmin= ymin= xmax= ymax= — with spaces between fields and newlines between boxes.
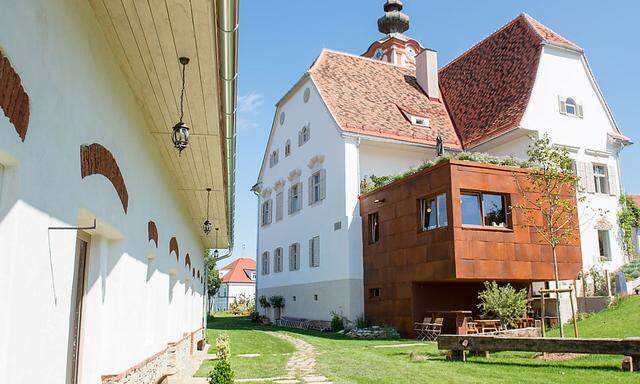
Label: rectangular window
xmin=269 ymin=150 xmax=279 ymax=168
xmin=288 ymin=183 xmax=302 ymax=214
xmin=308 ymin=170 xmax=326 ymax=205
xmin=369 ymin=288 xmax=381 ymax=298
xmin=261 ymin=199 xmax=272 ymax=226
xmin=593 ymin=164 xmax=609 ymax=194
xmin=309 ymin=236 xmax=320 ymax=268
xmin=420 ymin=193 xmax=448 ymax=231
xmin=261 ymin=252 xmax=270 ymax=275
xmin=368 ymin=212 xmax=380 ymax=244
xmin=274 ymin=248 xmax=283 ymax=273
xmin=289 ymin=243 xmax=300 ymax=271
xmin=461 ymin=192 xmax=508 ymax=228
xmin=275 ymin=192 xmax=284 ymax=221
xmin=598 ymin=230 xmax=611 ymax=261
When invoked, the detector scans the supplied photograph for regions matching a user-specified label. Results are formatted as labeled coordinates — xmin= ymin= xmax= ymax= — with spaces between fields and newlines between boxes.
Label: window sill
xmin=461 ymin=224 xmax=513 ymax=233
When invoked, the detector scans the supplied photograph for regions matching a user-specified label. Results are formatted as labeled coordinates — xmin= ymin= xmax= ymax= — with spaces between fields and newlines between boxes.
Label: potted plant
xmin=269 ymin=295 xmax=285 ymax=320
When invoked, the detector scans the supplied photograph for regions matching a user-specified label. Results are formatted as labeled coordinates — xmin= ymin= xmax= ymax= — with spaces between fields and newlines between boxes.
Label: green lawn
xmin=198 ymin=297 xmax=640 ymax=383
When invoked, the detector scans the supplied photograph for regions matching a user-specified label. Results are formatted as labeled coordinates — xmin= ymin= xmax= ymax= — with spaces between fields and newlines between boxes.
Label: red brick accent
xmin=185 ymin=253 xmax=191 ymax=268
xmin=169 ymin=237 xmax=179 ymax=261
xmin=0 ymin=52 xmax=30 ymax=141
xmin=148 ymin=221 xmax=158 ymax=247
xmin=80 ymin=143 xmax=129 ymax=213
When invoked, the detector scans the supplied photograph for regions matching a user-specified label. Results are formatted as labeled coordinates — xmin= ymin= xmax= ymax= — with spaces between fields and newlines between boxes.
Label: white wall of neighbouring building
xmin=0 ymin=0 xmax=205 ymax=383
xmin=214 ymin=282 xmax=255 ymax=311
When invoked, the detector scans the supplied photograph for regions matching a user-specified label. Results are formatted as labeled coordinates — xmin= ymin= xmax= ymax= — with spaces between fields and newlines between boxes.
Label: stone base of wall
xmin=102 ymin=327 xmax=205 ymax=384
xmin=494 ymin=327 xmax=541 ymax=338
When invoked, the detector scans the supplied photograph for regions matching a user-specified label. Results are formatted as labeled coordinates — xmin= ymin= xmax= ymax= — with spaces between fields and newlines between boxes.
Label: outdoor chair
xmin=464 ymin=317 xmax=478 ymax=334
xmin=424 ymin=317 xmax=444 ymax=341
xmin=413 ymin=317 xmax=432 ymax=341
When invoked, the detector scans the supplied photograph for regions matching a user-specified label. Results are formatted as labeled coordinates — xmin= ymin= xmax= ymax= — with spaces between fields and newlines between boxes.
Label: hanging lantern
xmin=172 ymin=57 xmax=190 ymax=155
xmin=203 ymin=188 xmax=212 ymax=235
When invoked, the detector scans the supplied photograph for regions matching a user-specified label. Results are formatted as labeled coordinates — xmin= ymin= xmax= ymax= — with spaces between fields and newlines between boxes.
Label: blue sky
xmin=227 ymin=1 xmax=640 ymax=262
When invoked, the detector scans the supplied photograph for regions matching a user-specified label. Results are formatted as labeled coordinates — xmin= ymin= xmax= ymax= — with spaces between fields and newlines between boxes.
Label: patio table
xmin=425 ymin=310 xmax=472 ymax=335
xmin=475 ymin=319 xmax=501 ymax=333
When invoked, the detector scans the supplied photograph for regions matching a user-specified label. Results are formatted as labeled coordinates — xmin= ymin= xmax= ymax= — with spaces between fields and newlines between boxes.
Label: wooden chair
xmin=464 ymin=317 xmax=479 ymax=334
xmin=425 ymin=317 xmax=444 ymax=341
xmin=413 ymin=317 xmax=432 ymax=341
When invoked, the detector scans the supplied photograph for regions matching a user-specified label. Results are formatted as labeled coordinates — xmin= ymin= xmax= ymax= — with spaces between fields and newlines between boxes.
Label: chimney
xmin=416 ymin=48 xmax=439 ymax=99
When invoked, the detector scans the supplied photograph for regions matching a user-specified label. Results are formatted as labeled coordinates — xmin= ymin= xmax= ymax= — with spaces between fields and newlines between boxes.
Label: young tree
xmin=513 ymin=134 xmax=582 ymax=338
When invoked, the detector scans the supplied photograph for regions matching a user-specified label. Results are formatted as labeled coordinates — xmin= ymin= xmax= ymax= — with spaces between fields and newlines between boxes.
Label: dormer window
xmin=269 ymin=150 xmax=279 ymax=167
xmin=559 ymin=96 xmax=583 ymax=118
xmin=285 ymin=140 xmax=291 ymax=157
xmin=400 ymin=109 xmax=430 ymax=127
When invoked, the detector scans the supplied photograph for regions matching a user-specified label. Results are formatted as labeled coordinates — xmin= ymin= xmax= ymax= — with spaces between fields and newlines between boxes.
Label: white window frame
xmin=261 ymin=251 xmax=270 ymax=275
xmin=288 ymin=183 xmax=302 ymax=214
xmin=593 ymin=164 xmax=609 ymax=194
xmin=289 ymin=243 xmax=300 ymax=271
xmin=558 ymin=96 xmax=584 ymax=118
xmin=299 ymin=125 xmax=310 ymax=146
xmin=309 ymin=236 xmax=320 ymax=268
xmin=597 ymin=230 xmax=611 ymax=261
xmin=261 ymin=199 xmax=273 ymax=226
xmin=274 ymin=247 xmax=283 ymax=273
xmin=269 ymin=150 xmax=279 ymax=168
xmin=308 ymin=170 xmax=326 ymax=205
xmin=285 ymin=140 xmax=291 ymax=157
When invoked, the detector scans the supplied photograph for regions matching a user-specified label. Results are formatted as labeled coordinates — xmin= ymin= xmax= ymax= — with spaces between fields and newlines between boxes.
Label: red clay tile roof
xmin=220 ymin=258 xmax=256 ymax=284
xmin=309 ymin=50 xmax=462 ymax=149
xmin=308 ymin=13 xmax=581 ymax=150
xmin=629 ymin=195 xmax=640 ymax=208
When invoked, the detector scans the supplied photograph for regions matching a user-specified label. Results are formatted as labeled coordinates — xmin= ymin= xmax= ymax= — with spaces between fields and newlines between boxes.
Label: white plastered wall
xmin=0 ymin=1 xmax=205 ymax=383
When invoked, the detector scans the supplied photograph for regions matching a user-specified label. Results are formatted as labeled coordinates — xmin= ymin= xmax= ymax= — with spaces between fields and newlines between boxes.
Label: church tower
xmin=362 ymin=0 xmax=424 ymax=68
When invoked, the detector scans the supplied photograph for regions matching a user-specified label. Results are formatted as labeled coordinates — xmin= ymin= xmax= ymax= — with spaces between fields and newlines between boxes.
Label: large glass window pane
xmin=483 ymin=194 xmax=506 ymax=227
xmin=437 ymin=193 xmax=448 ymax=227
xmin=461 ymin=194 xmax=482 ymax=225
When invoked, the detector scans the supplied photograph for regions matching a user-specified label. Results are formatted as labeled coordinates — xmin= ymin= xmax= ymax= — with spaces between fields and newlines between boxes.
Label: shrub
xmin=249 ymin=310 xmax=261 ymax=323
xmin=209 ymin=333 xmax=233 ymax=384
xmin=269 ymin=295 xmax=285 ymax=308
xmin=477 ymin=281 xmax=527 ymax=328
xmin=330 ymin=311 xmax=344 ymax=332
xmin=208 ymin=359 xmax=234 ymax=384
xmin=229 ymin=294 xmax=255 ymax=316
xmin=258 ymin=295 xmax=271 ymax=308
xmin=621 ymin=260 xmax=640 ymax=280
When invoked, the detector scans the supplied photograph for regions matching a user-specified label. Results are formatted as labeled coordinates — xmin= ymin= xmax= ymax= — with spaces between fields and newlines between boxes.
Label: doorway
xmin=67 ymin=233 xmax=90 ymax=384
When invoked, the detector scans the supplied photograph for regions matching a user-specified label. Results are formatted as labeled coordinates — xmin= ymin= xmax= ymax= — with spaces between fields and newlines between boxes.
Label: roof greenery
xmin=360 ymin=152 xmax=532 ymax=194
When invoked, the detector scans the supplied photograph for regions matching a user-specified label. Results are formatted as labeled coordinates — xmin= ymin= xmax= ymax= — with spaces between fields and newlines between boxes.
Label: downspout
xmin=251 ymin=183 xmax=261 ymax=314
xmin=216 ymin=0 xmax=239 ymax=249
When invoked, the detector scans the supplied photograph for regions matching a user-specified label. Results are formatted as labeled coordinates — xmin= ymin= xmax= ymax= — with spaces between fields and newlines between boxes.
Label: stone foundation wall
xmin=494 ymin=327 xmax=541 ymax=338
xmin=102 ymin=328 xmax=205 ymax=384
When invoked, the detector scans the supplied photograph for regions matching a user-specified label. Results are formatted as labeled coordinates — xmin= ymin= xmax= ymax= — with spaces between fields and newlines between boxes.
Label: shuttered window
xmin=275 ymin=192 xmax=284 ymax=221
xmin=288 ymin=182 xmax=303 ymax=214
xmin=261 ymin=252 xmax=270 ymax=275
xmin=558 ymin=96 xmax=584 ymax=118
xmin=309 ymin=236 xmax=320 ymax=268
xmin=289 ymin=243 xmax=300 ymax=271
xmin=261 ymin=199 xmax=273 ymax=226
xmin=298 ymin=125 xmax=310 ymax=146
xmin=308 ymin=169 xmax=326 ymax=205
xmin=593 ymin=164 xmax=609 ymax=194
xmin=274 ymin=248 xmax=283 ymax=273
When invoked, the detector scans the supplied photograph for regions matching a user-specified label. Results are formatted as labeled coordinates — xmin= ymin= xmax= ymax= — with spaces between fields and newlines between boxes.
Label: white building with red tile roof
xmin=254 ymin=1 xmax=632 ymax=323
xmin=214 ymin=258 xmax=256 ymax=311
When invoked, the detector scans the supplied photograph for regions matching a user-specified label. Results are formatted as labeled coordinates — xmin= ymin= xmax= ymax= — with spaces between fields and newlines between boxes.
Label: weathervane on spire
xmin=378 ymin=0 xmax=410 ymax=36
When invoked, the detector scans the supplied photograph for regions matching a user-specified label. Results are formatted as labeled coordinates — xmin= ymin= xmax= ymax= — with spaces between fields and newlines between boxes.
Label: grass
xmin=198 ymin=297 xmax=640 ymax=383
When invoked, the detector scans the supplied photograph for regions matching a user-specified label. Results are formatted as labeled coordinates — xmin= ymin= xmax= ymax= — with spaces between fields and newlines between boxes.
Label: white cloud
xmin=237 ymin=91 xmax=264 ymax=114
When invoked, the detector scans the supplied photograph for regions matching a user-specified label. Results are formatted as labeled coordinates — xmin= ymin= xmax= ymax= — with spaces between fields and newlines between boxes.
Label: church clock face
xmin=373 ymin=48 xmax=384 ymax=60
xmin=406 ymin=46 xmax=416 ymax=59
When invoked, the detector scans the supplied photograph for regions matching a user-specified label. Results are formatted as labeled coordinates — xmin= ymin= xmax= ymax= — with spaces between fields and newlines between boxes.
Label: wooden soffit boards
xmin=89 ymin=0 xmax=227 ymax=248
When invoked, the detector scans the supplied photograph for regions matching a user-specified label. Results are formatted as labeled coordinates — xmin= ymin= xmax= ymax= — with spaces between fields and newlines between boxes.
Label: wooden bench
xmin=437 ymin=334 xmax=640 ymax=372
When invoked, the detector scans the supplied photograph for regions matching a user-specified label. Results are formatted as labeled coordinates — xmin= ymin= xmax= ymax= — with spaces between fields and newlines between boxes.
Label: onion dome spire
xmin=377 ymin=0 xmax=410 ymax=35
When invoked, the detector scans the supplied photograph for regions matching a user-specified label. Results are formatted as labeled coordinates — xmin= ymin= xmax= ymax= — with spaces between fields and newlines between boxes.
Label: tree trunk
xmin=552 ymin=247 xmax=565 ymax=338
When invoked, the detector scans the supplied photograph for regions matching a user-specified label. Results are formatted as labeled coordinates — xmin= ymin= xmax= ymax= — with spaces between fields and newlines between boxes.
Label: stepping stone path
xmin=257 ymin=332 xmax=332 ymax=384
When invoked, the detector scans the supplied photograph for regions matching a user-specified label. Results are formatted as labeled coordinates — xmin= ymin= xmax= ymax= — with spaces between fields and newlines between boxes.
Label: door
xmin=67 ymin=233 xmax=89 ymax=384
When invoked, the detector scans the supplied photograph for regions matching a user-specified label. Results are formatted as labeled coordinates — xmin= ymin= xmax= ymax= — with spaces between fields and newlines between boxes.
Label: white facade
xmin=214 ymin=282 xmax=256 ymax=311
xmin=0 ymin=1 xmax=210 ymax=383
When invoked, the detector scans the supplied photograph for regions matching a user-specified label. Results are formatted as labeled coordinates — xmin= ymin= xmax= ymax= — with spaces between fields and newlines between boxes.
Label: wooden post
xmin=569 ymin=287 xmax=578 ymax=338
xmin=540 ymin=294 xmax=546 ymax=338
xmin=605 ymin=269 xmax=612 ymax=297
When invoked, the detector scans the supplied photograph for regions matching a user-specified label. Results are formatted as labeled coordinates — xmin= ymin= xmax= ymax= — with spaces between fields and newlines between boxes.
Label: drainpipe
xmin=251 ymin=183 xmax=261 ymax=314
xmin=216 ymin=0 xmax=239 ymax=249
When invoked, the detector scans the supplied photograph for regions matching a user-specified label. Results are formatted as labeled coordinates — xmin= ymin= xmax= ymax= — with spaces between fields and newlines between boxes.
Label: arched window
xmin=565 ymin=98 xmax=577 ymax=115
xmin=269 ymin=150 xmax=279 ymax=167
xmin=285 ymin=139 xmax=291 ymax=157
xmin=298 ymin=125 xmax=310 ymax=146
xmin=261 ymin=251 xmax=270 ymax=275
